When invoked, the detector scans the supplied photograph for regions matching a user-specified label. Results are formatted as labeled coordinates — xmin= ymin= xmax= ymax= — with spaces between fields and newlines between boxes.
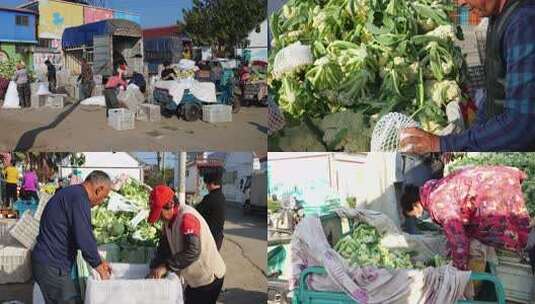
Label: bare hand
xmin=147 ymin=264 xmax=167 ymax=279
xmin=399 ymin=127 xmax=440 ymax=153
xmin=95 ymin=261 xmax=112 ymax=280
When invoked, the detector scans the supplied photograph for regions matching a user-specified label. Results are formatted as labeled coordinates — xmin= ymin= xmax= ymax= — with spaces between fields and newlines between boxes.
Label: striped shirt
xmin=441 ymin=3 xmax=535 ymax=151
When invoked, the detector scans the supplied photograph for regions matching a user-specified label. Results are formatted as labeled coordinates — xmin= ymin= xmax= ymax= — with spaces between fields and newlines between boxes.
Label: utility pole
xmin=174 ymin=152 xmax=179 ymax=192
xmin=179 ymin=152 xmax=187 ymax=204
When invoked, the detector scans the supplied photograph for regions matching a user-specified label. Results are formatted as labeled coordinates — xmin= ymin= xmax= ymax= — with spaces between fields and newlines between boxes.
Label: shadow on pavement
xmin=248 ymin=121 xmax=269 ymax=134
xmin=14 ymin=101 xmax=82 ymax=151
xmin=220 ymin=288 xmax=267 ymax=304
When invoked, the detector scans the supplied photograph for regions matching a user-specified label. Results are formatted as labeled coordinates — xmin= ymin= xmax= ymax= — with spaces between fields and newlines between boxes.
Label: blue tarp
xmin=62 ymin=19 xmax=141 ymax=49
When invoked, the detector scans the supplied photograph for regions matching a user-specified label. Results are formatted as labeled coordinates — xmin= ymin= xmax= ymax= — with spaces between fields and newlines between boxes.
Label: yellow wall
xmin=39 ymin=0 xmax=84 ymax=39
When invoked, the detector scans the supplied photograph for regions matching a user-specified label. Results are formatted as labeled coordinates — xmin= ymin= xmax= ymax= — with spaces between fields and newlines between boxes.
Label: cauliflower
xmin=319 ymin=111 xmax=371 ymax=152
xmin=278 ymin=124 xmax=326 ymax=152
xmin=425 ymin=25 xmax=456 ymax=41
xmin=425 ymin=80 xmax=461 ymax=106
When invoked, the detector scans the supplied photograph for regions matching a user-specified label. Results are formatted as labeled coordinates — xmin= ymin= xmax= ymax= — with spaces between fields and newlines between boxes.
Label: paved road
xmin=0 ymin=103 xmax=267 ymax=152
xmin=218 ymin=203 xmax=267 ymax=303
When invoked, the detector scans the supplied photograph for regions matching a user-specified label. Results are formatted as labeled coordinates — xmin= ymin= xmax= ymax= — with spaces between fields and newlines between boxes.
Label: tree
xmin=181 ymin=0 xmax=266 ymax=57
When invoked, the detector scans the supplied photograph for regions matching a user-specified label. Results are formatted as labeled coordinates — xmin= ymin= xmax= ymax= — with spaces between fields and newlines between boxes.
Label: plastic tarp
xmin=144 ymin=37 xmax=182 ymax=53
xmin=62 ymin=19 xmax=141 ymax=49
xmin=358 ymin=153 xmax=403 ymax=227
xmin=154 ymin=79 xmax=217 ymax=104
xmin=290 ymin=212 xmax=470 ymax=304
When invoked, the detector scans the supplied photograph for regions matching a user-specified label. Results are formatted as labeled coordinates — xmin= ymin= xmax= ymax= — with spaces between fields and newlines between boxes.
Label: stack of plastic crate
xmin=108 ymin=108 xmax=135 ymax=131
xmin=136 ymin=104 xmax=161 ymax=122
xmin=202 ymin=105 xmax=232 ymax=123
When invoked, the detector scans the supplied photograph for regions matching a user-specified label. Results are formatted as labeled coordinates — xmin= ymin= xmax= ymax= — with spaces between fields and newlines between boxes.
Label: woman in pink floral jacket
xmin=401 ymin=166 xmax=534 ymax=271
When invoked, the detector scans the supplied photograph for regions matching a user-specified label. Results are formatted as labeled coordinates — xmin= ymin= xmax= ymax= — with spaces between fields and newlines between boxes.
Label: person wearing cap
xmin=45 ymin=60 xmax=57 ymax=93
xmin=32 ymin=171 xmax=113 ymax=304
xmin=400 ymin=0 xmax=535 ymax=153
xmin=104 ymin=63 xmax=129 ymax=117
xmin=196 ymin=169 xmax=226 ymax=251
xmin=147 ymin=185 xmax=226 ymax=304
xmin=12 ymin=62 xmax=31 ymax=108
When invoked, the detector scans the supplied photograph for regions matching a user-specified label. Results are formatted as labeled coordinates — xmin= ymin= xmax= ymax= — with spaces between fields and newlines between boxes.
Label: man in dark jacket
xmin=45 ymin=60 xmax=56 ymax=93
xmin=77 ymin=58 xmax=94 ymax=101
xmin=400 ymin=0 xmax=535 ymax=152
xmin=196 ymin=169 xmax=226 ymax=251
xmin=32 ymin=170 xmax=113 ymax=304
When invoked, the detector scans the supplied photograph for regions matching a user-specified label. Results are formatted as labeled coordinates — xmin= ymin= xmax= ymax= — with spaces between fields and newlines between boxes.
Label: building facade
xmin=0 ymin=6 xmax=38 ymax=68
xmin=19 ymin=0 xmax=140 ymax=72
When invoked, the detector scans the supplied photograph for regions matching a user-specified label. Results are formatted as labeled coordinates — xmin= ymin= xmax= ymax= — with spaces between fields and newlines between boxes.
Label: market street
xmin=219 ymin=202 xmax=267 ymax=304
xmin=0 ymin=102 xmax=267 ymax=152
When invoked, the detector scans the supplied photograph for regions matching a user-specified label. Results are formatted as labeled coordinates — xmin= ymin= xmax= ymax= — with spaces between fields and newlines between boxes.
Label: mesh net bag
xmin=371 ymin=112 xmax=419 ymax=152
xmin=272 ymin=42 xmax=313 ymax=79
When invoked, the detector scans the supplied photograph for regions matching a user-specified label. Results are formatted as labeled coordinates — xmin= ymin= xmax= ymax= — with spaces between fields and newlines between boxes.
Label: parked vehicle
xmin=62 ymin=19 xmax=144 ymax=79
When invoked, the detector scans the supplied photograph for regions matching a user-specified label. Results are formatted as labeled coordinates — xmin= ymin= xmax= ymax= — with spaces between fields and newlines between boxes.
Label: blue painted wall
xmin=113 ymin=11 xmax=141 ymax=25
xmin=0 ymin=10 xmax=37 ymax=43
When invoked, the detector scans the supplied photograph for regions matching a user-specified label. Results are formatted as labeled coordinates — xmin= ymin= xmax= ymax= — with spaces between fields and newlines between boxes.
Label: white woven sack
xmin=34 ymin=191 xmax=52 ymax=221
xmin=0 ymin=245 xmax=31 ymax=284
xmin=3 ymin=81 xmax=20 ymax=109
xmin=272 ymin=42 xmax=313 ymax=79
xmin=0 ymin=219 xmax=17 ymax=240
xmin=371 ymin=112 xmax=419 ymax=152
xmin=9 ymin=211 xmax=40 ymax=249
xmin=85 ymin=263 xmax=183 ymax=304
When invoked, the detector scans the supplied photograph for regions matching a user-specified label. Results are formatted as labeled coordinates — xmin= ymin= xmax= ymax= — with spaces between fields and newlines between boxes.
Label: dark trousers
xmin=215 ymin=236 xmax=224 ymax=251
xmin=17 ymin=83 xmax=31 ymax=108
xmin=21 ymin=190 xmax=39 ymax=202
xmin=79 ymin=82 xmax=94 ymax=101
xmin=185 ymin=276 xmax=224 ymax=304
xmin=32 ymin=261 xmax=81 ymax=304
xmin=104 ymin=88 xmax=120 ymax=117
xmin=49 ymin=76 xmax=56 ymax=93
xmin=5 ymin=182 xmax=17 ymax=207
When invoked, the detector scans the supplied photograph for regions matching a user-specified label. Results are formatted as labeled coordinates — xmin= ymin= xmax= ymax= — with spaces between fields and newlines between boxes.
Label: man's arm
xmin=440 ymin=15 xmax=535 ymax=152
xmin=440 ymin=111 xmax=535 ymax=151
xmin=71 ymin=200 xmax=102 ymax=268
xmin=166 ymin=214 xmax=201 ymax=271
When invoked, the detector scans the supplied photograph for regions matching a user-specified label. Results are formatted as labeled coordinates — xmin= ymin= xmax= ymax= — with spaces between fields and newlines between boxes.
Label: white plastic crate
xmin=0 ymin=245 xmax=31 ymax=284
xmin=0 ymin=219 xmax=16 ymax=240
xmin=202 ymin=104 xmax=232 ymax=123
xmin=108 ymin=108 xmax=135 ymax=131
xmin=495 ymin=258 xmax=535 ymax=303
xmin=31 ymin=95 xmax=47 ymax=109
xmin=85 ymin=263 xmax=183 ymax=304
xmin=9 ymin=211 xmax=40 ymax=249
xmin=46 ymin=94 xmax=66 ymax=109
xmin=136 ymin=104 xmax=161 ymax=122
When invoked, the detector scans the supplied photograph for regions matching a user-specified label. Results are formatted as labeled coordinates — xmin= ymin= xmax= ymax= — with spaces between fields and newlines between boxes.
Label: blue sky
xmin=3 ymin=0 xmax=193 ymax=28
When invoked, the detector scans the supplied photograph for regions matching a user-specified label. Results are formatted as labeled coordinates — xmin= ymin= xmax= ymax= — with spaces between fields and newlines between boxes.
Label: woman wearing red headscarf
xmin=147 ymin=185 xmax=226 ymax=304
